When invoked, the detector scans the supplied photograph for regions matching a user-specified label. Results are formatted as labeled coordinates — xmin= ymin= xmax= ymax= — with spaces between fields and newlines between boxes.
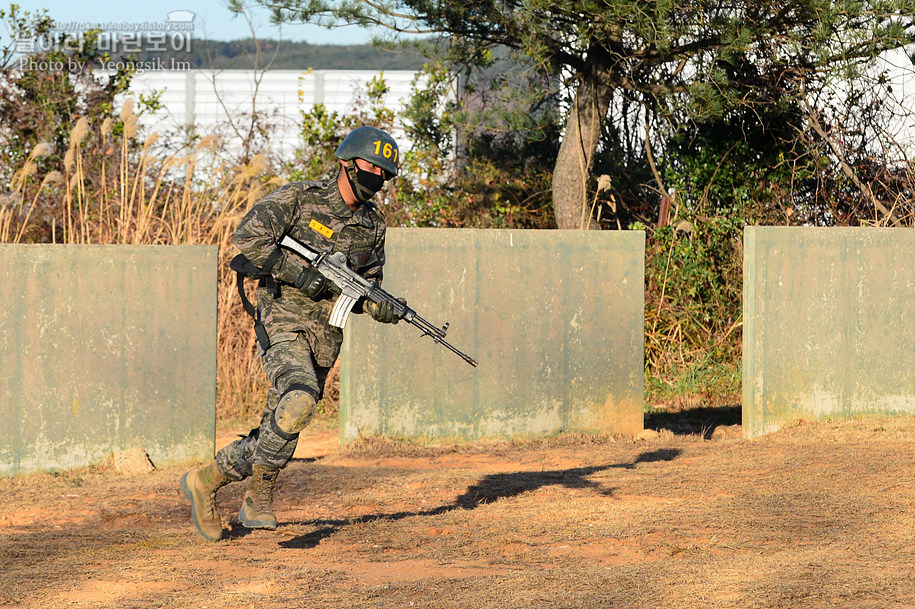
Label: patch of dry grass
xmin=2 ymin=99 xmax=275 ymax=422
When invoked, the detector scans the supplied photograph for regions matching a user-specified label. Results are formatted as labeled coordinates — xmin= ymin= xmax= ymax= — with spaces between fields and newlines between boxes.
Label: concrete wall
xmin=0 ymin=245 xmax=217 ymax=476
xmin=339 ymin=229 xmax=645 ymax=443
xmin=742 ymin=227 xmax=915 ymax=438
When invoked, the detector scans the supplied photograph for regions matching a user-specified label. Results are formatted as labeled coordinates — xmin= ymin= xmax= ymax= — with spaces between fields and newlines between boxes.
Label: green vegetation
xmin=254 ymin=0 xmax=915 ymax=409
xmin=260 ymin=0 xmax=915 ymax=231
xmin=4 ymin=2 xmax=915 ymax=415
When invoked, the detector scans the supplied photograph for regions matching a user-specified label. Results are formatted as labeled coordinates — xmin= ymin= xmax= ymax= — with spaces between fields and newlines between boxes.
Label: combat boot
xmin=180 ymin=461 xmax=229 ymax=542
xmin=239 ymin=464 xmax=280 ymax=530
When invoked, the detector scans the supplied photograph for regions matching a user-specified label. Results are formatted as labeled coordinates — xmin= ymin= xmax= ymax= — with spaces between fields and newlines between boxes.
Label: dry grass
xmin=2 ymin=99 xmax=276 ymax=421
xmin=3 ymin=415 xmax=915 ymax=608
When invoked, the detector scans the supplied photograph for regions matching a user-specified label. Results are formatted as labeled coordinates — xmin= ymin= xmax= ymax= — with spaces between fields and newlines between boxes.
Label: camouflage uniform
xmin=216 ymin=179 xmax=386 ymax=480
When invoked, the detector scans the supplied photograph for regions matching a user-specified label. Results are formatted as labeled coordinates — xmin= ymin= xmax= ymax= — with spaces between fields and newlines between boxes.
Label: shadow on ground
xmin=267 ymin=448 xmax=681 ymax=550
xmin=645 ymin=405 xmax=741 ymax=438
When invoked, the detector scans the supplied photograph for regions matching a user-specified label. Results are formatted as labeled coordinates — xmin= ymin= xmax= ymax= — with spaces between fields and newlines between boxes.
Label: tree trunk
xmin=552 ymin=48 xmax=616 ymax=230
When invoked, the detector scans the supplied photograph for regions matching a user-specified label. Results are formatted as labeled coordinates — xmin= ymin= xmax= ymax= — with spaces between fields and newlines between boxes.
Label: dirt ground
xmin=3 ymin=408 xmax=915 ymax=609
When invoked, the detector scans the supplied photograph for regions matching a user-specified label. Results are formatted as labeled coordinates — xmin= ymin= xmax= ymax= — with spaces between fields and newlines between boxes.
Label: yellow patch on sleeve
xmin=309 ymin=218 xmax=334 ymax=239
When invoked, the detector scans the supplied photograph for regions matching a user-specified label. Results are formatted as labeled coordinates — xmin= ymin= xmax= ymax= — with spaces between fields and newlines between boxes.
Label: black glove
xmin=294 ymin=266 xmax=329 ymax=299
xmin=365 ymin=298 xmax=406 ymax=324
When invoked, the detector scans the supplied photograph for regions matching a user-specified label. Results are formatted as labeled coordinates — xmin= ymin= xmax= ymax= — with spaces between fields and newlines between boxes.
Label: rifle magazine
xmin=329 ymin=294 xmax=358 ymax=329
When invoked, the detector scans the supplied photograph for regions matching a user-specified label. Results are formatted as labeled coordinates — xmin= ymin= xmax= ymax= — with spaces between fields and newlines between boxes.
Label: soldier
xmin=180 ymin=125 xmax=404 ymax=542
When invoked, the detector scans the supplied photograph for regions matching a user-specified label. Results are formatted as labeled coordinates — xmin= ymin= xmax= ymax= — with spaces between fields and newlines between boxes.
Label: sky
xmin=14 ymin=0 xmax=376 ymax=44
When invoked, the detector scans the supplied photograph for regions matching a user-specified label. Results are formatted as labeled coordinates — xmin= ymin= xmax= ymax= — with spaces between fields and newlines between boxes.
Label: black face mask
xmin=345 ymin=163 xmax=385 ymax=203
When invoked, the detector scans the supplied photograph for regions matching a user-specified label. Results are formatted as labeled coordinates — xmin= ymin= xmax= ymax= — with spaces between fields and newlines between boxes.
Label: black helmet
xmin=334 ymin=126 xmax=399 ymax=178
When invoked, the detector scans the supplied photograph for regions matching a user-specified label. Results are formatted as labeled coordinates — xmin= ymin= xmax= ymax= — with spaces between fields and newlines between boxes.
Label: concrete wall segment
xmin=742 ymin=227 xmax=915 ymax=438
xmin=340 ymin=228 xmax=645 ymax=443
xmin=0 ymin=245 xmax=217 ymax=476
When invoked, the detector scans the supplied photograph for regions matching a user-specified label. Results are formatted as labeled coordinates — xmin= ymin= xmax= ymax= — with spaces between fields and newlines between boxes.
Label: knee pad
xmin=253 ymin=412 xmax=298 ymax=470
xmin=274 ymin=385 xmax=318 ymax=435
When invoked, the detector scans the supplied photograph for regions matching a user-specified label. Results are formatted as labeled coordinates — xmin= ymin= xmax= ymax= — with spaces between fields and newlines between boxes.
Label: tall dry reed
xmin=3 ymin=99 xmax=282 ymax=422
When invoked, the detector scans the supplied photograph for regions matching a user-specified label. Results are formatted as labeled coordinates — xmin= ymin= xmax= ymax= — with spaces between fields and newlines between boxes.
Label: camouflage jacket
xmin=233 ymin=178 xmax=387 ymax=367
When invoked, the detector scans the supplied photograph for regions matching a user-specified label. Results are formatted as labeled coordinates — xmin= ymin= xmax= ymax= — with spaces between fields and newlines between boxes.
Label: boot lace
xmin=254 ymin=470 xmax=278 ymax=510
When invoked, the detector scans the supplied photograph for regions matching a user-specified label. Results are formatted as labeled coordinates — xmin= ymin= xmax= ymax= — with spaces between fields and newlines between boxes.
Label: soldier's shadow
xmin=272 ymin=448 xmax=681 ymax=550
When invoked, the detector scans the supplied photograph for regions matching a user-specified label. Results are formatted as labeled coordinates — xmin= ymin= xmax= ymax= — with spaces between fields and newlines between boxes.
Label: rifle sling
xmin=230 ymin=249 xmax=287 ymax=353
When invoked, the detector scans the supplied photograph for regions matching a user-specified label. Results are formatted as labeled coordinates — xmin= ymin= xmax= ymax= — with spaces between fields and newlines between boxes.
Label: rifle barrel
xmin=408 ymin=316 xmax=477 ymax=367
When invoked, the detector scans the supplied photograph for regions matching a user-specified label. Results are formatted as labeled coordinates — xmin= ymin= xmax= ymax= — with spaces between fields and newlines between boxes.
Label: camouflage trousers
xmin=216 ymin=333 xmax=331 ymax=481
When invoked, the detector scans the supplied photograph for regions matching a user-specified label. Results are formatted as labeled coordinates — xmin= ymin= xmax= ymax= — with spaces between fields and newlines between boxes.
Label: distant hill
xmin=108 ymin=37 xmax=432 ymax=71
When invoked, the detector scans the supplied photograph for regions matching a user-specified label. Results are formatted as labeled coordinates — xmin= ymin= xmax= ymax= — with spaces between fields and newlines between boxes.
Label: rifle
xmin=279 ymin=234 xmax=478 ymax=368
